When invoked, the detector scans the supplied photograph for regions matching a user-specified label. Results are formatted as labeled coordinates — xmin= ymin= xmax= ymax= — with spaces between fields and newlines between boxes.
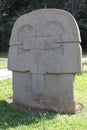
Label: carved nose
xmin=23 ymin=36 xmax=61 ymax=50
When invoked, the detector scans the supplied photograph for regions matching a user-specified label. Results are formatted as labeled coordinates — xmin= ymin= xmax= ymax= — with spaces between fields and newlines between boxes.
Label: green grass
xmin=0 ymin=61 xmax=7 ymax=69
xmin=0 ymin=52 xmax=8 ymax=69
xmin=83 ymin=65 xmax=87 ymax=72
xmin=0 ymin=52 xmax=8 ymax=58
xmin=0 ymin=75 xmax=87 ymax=130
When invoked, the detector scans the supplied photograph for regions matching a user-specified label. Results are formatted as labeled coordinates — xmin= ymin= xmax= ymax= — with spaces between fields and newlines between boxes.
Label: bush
xmin=75 ymin=9 xmax=87 ymax=51
xmin=79 ymin=22 xmax=87 ymax=51
xmin=0 ymin=16 xmax=14 ymax=52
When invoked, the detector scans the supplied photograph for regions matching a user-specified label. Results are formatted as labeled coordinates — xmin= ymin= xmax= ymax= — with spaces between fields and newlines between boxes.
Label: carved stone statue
xmin=8 ymin=9 xmax=82 ymax=113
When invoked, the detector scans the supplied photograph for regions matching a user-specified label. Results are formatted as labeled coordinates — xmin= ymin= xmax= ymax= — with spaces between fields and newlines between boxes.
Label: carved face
xmin=18 ymin=22 xmax=64 ymax=50
xmin=8 ymin=9 xmax=82 ymax=73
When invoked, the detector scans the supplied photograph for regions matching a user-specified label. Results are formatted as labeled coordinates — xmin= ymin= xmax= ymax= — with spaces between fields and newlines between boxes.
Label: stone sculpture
xmin=8 ymin=9 xmax=82 ymax=113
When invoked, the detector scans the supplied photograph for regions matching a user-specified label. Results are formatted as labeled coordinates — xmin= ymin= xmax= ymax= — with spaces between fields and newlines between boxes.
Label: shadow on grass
xmin=0 ymin=100 xmax=56 ymax=129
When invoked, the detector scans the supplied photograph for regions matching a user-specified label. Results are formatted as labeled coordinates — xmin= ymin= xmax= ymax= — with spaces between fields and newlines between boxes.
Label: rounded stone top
xmin=9 ymin=9 xmax=81 ymax=45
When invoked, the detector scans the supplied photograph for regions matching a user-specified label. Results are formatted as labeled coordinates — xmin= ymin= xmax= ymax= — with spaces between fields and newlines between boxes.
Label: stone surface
xmin=8 ymin=9 xmax=82 ymax=113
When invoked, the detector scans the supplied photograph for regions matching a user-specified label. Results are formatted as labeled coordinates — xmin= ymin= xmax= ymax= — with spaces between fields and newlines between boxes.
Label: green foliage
xmin=78 ymin=22 xmax=87 ymax=51
xmin=0 ymin=17 xmax=13 ymax=52
xmin=0 ymin=52 xmax=8 ymax=58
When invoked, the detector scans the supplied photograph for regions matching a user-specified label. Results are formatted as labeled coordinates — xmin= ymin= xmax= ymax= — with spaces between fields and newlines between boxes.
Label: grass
xmin=83 ymin=65 xmax=87 ymax=72
xmin=0 ymin=61 xmax=7 ymax=69
xmin=0 ymin=75 xmax=87 ymax=130
xmin=0 ymin=52 xmax=8 ymax=69
xmin=0 ymin=52 xmax=8 ymax=58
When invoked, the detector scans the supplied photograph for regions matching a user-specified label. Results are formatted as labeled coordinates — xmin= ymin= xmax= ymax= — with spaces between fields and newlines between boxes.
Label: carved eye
xmin=43 ymin=22 xmax=64 ymax=36
xmin=18 ymin=25 xmax=34 ymax=43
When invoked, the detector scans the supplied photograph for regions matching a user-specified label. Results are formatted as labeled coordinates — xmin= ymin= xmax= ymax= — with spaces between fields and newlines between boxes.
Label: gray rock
xmin=8 ymin=9 xmax=82 ymax=113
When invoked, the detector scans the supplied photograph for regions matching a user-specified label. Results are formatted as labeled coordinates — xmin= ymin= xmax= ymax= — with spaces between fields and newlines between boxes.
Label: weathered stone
xmin=8 ymin=43 xmax=81 ymax=73
xmin=8 ymin=9 xmax=82 ymax=113
xmin=13 ymin=72 xmax=32 ymax=106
